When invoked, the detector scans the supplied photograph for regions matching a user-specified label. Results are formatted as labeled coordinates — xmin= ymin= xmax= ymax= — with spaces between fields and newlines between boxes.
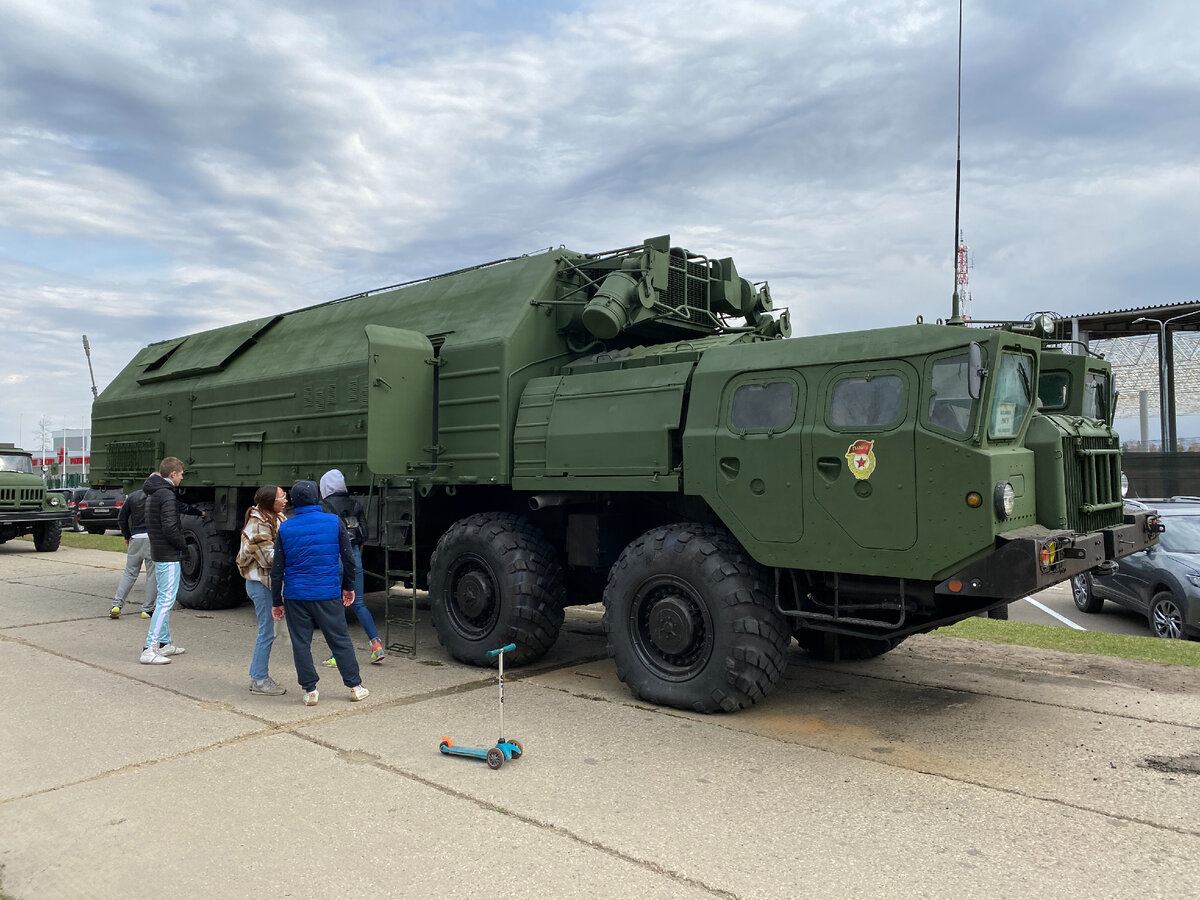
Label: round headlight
xmin=994 ymin=481 xmax=1015 ymax=519
xmin=1120 ymin=472 xmax=1129 ymax=497
xmin=48 ymin=495 xmax=61 ymax=506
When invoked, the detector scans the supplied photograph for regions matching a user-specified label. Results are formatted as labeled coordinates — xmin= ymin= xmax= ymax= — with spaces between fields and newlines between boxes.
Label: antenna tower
xmin=956 ymin=230 xmax=973 ymax=320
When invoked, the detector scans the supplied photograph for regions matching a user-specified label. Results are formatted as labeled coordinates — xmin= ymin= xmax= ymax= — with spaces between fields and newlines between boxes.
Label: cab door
xmin=712 ymin=372 xmax=806 ymax=544
xmin=810 ymin=364 xmax=918 ymax=551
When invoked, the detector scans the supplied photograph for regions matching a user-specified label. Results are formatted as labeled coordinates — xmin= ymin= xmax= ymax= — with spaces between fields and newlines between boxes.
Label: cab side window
xmin=731 ymin=380 xmax=796 ymax=432
xmin=926 ymin=353 xmax=974 ymax=436
xmin=829 ymin=375 xmax=904 ymax=428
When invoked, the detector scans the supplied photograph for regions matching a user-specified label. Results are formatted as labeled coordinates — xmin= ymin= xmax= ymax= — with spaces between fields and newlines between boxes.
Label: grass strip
xmin=17 ymin=531 xmax=126 ymax=552
xmin=936 ymin=616 xmax=1200 ymax=668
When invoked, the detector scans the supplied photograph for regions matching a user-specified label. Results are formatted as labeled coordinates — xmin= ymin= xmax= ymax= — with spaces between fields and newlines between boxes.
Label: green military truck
xmin=89 ymin=236 xmax=1159 ymax=712
xmin=0 ymin=443 xmax=75 ymax=552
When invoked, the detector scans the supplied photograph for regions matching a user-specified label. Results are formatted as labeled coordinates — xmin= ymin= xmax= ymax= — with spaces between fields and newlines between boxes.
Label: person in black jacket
xmin=140 ymin=457 xmax=202 ymax=665
xmin=110 ymin=480 xmax=157 ymax=619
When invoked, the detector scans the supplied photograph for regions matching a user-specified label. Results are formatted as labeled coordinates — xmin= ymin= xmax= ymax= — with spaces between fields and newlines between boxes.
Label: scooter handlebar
xmin=486 ymin=642 xmax=517 ymax=660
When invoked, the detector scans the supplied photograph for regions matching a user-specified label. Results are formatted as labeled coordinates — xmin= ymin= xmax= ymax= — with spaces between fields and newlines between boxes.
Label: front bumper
xmin=936 ymin=509 xmax=1162 ymax=600
xmin=0 ymin=508 xmax=78 ymax=527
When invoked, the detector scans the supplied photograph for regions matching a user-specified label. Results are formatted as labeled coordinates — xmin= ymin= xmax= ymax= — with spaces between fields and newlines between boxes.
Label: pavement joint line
xmin=532 ymin=685 xmax=1200 ymax=842
xmin=293 ymin=732 xmax=744 ymax=900
xmin=9 ymin=603 xmax=1198 ymax=845
xmin=792 ymin=659 xmax=1200 ymax=732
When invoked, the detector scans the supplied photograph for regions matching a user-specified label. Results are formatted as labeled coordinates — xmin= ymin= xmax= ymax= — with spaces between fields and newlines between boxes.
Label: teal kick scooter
xmin=439 ymin=643 xmax=523 ymax=769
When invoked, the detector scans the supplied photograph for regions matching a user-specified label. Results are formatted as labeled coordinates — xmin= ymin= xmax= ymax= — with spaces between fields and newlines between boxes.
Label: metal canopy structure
xmin=1056 ymin=300 xmax=1200 ymax=450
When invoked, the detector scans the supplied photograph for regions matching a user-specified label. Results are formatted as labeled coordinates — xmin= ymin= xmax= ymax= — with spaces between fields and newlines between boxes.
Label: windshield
xmin=988 ymin=352 xmax=1034 ymax=439
xmin=0 ymin=453 xmax=35 ymax=474
xmin=1083 ymin=371 xmax=1108 ymax=420
xmin=1159 ymin=515 xmax=1200 ymax=554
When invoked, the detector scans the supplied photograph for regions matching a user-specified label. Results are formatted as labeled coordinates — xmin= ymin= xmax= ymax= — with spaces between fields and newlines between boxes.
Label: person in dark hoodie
xmin=318 ymin=468 xmax=385 ymax=666
xmin=270 ymin=480 xmax=369 ymax=706
xmin=140 ymin=456 xmax=202 ymax=665
xmin=111 ymin=476 xmax=157 ymax=619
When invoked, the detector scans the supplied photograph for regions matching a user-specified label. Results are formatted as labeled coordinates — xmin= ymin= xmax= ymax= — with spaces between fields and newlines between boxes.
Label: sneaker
xmin=370 ymin=640 xmax=386 ymax=663
xmin=157 ymin=643 xmax=186 ymax=657
xmin=303 ymin=689 xmax=319 ymax=707
xmin=139 ymin=645 xmax=171 ymax=665
xmin=110 ymin=605 xmax=121 ymax=619
xmin=249 ymin=677 xmax=287 ymax=696
xmin=322 ymin=656 xmax=337 ymax=667
xmin=141 ymin=611 xmax=151 ymax=619
xmin=349 ymin=685 xmax=369 ymax=702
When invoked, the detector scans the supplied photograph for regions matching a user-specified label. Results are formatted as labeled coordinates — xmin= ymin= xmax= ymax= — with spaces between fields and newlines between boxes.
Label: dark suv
xmin=76 ymin=488 xmax=126 ymax=535
xmin=1072 ymin=498 xmax=1200 ymax=640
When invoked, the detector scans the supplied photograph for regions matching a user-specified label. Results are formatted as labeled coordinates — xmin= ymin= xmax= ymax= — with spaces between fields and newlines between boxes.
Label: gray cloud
xmin=1 ymin=0 xmax=1198 ymax=446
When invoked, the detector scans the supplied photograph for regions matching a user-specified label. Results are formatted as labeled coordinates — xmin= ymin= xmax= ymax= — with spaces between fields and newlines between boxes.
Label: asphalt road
xmin=2 ymin=543 xmax=1198 ymax=899
xmin=1014 ymin=582 xmax=1159 ymax=637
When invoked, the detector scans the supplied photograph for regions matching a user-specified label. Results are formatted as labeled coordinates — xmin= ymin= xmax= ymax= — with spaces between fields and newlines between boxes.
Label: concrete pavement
xmin=2 ymin=543 xmax=1198 ymax=899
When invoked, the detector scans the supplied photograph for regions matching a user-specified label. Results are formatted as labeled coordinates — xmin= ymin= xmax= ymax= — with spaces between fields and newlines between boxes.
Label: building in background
xmin=31 ymin=428 xmax=91 ymax=487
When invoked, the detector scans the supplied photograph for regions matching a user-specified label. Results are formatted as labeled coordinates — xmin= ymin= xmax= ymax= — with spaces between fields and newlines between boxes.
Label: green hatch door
xmin=810 ymin=364 xmax=918 ymax=551
xmin=366 ymin=325 xmax=435 ymax=475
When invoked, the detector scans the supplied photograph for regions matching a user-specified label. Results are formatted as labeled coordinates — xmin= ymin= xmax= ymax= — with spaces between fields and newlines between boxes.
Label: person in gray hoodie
xmin=140 ymin=457 xmax=203 ymax=665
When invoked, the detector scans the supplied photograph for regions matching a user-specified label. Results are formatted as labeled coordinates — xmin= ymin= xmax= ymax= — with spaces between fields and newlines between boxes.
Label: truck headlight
xmin=48 ymin=495 xmax=61 ymax=506
xmin=994 ymin=482 xmax=1015 ymax=519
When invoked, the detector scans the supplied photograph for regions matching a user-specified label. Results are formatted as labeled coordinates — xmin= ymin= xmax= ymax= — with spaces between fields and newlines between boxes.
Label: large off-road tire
xmin=1072 ymin=574 xmax=1104 ymax=613
xmin=176 ymin=514 xmax=242 ymax=610
xmin=32 ymin=521 xmax=63 ymax=552
xmin=793 ymin=628 xmax=906 ymax=661
xmin=1149 ymin=591 xmax=1186 ymax=640
xmin=602 ymin=523 xmax=789 ymax=713
xmin=429 ymin=513 xmax=565 ymax=667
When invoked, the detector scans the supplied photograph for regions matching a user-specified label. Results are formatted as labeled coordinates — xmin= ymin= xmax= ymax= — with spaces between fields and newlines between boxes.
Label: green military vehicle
xmin=89 ymin=236 xmax=1159 ymax=712
xmin=0 ymin=443 xmax=75 ymax=552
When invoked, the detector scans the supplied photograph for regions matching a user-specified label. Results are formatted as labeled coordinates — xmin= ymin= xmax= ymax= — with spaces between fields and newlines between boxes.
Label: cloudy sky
xmin=2 ymin=0 xmax=1198 ymax=450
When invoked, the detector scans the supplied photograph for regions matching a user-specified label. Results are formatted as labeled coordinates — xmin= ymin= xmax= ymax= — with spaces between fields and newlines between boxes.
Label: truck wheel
xmin=429 ymin=513 xmax=565 ymax=667
xmin=793 ymin=628 xmax=905 ymax=661
xmin=32 ymin=521 xmax=63 ymax=552
xmin=602 ymin=523 xmax=788 ymax=713
xmin=1072 ymin=574 xmax=1104 ymax=613
xmin=176 ymin=514 xmax=242 ymax=610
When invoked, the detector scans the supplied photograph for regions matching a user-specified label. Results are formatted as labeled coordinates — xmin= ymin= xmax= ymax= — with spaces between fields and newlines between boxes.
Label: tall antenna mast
xmin=949 ymin=0 xmax=965 ymax=325
xmin=82 ymin=335 xmax=99 ymax=400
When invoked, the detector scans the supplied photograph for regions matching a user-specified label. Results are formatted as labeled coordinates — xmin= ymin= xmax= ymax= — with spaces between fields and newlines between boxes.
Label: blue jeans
xmin=145 ymin=560 xmax=180 ymax=648
xmin=343 ymin=545 xmax=378 ymax=643
xmin=284 ymin=598 xmax=362 ymax=693
xmin=246 ymin=580 xmax=277 ymax=680
xmin=114 ymin=534 xmax=157 ymax=613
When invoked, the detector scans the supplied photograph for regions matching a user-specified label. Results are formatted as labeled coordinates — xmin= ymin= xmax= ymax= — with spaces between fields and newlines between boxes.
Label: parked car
xmin=1072 ymin=498 xmax=1200 ymax=640
xmin=76 ymin=488 xmax=126 ymax=535
xmin=47 ymin=487 xmax=88 ymax=531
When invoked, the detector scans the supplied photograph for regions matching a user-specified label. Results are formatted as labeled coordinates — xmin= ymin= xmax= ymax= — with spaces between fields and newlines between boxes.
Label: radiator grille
xmin=0 ymin=487 xmax=43 ymax=509
xmin=1064 ymin=436 xmax=1123 ymax=533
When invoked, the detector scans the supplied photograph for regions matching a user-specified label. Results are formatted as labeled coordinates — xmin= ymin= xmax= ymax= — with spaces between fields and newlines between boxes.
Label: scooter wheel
xmin=439 ymin=741 xmax=451 ymax=754
xmin=510 ymin=741 xmax=522 ymax=759
xmin=486 ymin=747 xmax=504 ymax=769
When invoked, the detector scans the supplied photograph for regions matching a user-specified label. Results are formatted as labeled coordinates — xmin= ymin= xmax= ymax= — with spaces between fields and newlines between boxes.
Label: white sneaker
xmin=157 ymin=643 xmax=186 ymax=657
xmin=139 ymin=645 xmax=171 ymax=665
xmin=303 ymin=689 xmax=319 ymax=707
xmin=349 ymin=685 xmax=369 ymax=702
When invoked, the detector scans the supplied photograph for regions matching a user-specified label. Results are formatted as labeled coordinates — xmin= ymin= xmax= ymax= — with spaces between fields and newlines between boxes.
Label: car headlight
xmin=994 ymin=481 xmax=1015 ymax=519
xmin=1186 ymin=573 xmax=1200 ymax=588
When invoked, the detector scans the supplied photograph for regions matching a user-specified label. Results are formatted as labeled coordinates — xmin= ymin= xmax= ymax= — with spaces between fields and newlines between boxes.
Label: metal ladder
xmin=369 ymin=477 xmax=419 ymax=658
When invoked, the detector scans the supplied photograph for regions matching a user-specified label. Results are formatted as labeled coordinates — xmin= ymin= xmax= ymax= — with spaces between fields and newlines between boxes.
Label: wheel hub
xmin=456 ymin=571 xmax=494 ymax=618
xmin=647 ymin=594 xmax=696 ymax=655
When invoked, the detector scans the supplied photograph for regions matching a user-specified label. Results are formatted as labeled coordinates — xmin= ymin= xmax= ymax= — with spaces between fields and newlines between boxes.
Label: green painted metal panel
xmin=366 ymin=325 xmax=435 ymax=475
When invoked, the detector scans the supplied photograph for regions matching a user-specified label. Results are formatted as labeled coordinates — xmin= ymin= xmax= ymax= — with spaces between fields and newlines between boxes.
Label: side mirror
xmin=968 ymin=341 xmax=987 ymax=400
